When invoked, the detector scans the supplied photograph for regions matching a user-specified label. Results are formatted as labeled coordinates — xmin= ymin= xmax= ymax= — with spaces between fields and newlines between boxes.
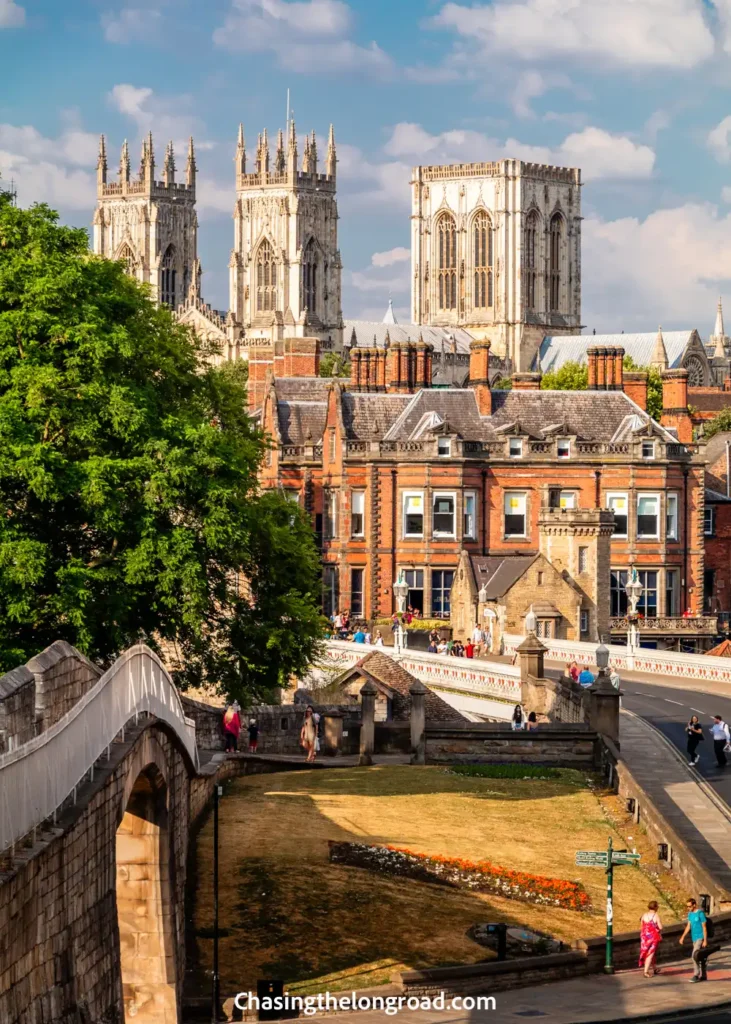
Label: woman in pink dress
xmin=639 ymin=900 xmax=663 ymax=977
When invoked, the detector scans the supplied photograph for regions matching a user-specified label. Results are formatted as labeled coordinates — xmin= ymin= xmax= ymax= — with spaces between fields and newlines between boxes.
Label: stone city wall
xmin=521 ymin=673 xmax=588 ymax=725
xmin=0 ymin=723 xmax=193 ymax=1024
xmin=0 ymin=667 xmax=36 ymax=754
xmin=424 ymin=723 xmax=598 ymax=767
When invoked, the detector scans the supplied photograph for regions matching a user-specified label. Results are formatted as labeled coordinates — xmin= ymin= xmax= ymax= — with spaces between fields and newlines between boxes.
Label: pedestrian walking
xmin=472 ymin=624 xmax=483 ymax=655
xmin=638 ymin=901 xmax=663 ymax=977
xmin=710 ymin=715 xmax=731 ymax=767
xmin=610 ymin=667 xmax=621 ymax=690
xmin=248 ymin=718 xmax=258 ymax=754
xmin=300 ymin=706 xmax=317 ymax=763
xmin=686 ymin=716 xmax=704 ymax=766
xmin=223 ymin=702 xmax=241 ymax=753
xmin=679 ymin=898 xmax=708 ymax=982
xmin=511 ymin=704 xmax=524 ymax=731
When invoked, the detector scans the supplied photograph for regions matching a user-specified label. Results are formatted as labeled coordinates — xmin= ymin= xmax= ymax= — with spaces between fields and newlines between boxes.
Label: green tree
xmin=319 ymin=351 xmax=350 ymax=378
xmin=0 ymin=191 xmax=323 ymax=700
xmin=623 ymin=355 xmax=663 ymax=420
xmin=492 ymin=376 xmax=513 ymax=390
xmin=702 ymin=407 xmax=731 ymax=439
xmin=540 ymin=360 xmax=588 ymax=391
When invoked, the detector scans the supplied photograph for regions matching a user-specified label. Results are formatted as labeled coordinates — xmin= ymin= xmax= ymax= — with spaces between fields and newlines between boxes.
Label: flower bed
xmin=328 ymin=841 xmax=591 ymax=911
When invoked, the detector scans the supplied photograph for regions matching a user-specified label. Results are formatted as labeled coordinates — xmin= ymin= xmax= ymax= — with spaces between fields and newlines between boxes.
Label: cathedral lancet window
xmin=256 ymin=239 xmax=277 ymax=312
xmin=160 ymin=244 xmax=176 ymax=309
xmin=549 ymin=213 xmax=563 ymax=313
xmin=436 ymin=213 xmax=457 ymax=311
xmin=302 ymin=237 xmax=318 ymax=315
xmin=472 ymin=211 xmax=493 ymax=310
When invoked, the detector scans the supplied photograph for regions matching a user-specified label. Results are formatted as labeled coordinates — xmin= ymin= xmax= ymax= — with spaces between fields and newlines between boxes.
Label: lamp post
xmin=525 ymin=604 xmax=538 ymax=636
xmin=624 ymin=568 xmax=643 ymax=650
xmin=393 ymin=571 xmax=409 ymax=653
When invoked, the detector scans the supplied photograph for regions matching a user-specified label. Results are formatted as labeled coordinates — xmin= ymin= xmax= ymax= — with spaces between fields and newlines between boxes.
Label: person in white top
xmin=373 ymin=630 xmax=384 ymax=647
xmin=711 ymin=715 xmax=731 ymax=767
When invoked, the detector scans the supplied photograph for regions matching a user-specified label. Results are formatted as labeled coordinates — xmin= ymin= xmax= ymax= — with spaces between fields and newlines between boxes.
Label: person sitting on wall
xmin=578 ymin=666 xmax=595 ymax=688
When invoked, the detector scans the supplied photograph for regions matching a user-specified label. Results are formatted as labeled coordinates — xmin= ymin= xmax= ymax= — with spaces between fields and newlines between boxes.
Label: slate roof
xmin=705 ymin=487 xmax=731 ymax=504
xmin=344 ymin=320 xmax=476 ymax=354
xmin=537 ymin=332 xmax=698 ymax=374
xmin=339 ymin=651 xmax=465 ymax=722
xmin=342 ymin=392 xmax=412 ymax=440
xmin=468 ymin=555 xmax=538 ymax=599
xmin=277 ymin=400 xmax=328 ymax=445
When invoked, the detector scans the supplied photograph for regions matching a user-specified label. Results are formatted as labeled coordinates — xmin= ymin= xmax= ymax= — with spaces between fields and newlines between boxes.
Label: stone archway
xmin=116 ymin=765 xmax=178 ymax=1023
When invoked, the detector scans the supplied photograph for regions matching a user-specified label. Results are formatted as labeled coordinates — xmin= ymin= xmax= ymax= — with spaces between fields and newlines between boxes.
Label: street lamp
xmin=525 ymin=604 xmax=538 ymax=636
xmin=393 ymin=570 xmax=409 ymax=653
xmin=595 ymin=641 xmax=610 ymax=677
xmin=624 ymin=568 xmax=643 ymax=650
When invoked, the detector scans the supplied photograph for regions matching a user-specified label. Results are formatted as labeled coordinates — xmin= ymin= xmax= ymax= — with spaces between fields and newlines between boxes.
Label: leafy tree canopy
xmin=702 ymin=407 xmax=731 ymax=439
xmin=540 ymin=360 xmax=588 ymax=391
xmin=319 ymin=351 xmax=350 ymax=378
xmin=0 ymin=192 xmax=323 ymax=700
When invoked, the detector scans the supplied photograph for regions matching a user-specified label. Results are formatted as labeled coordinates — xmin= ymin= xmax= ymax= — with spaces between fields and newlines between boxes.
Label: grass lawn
xmin=187 ymin=766 xmax=679 ymax=999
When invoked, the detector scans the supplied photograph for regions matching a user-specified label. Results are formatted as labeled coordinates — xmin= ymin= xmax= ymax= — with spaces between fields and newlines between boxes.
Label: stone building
xmin=93 ymin=134 xmax=198 ymax=311
xmin=334 ymin=650 xmax=464 ymax=722
xmin=411 ymin=159 xmax=582 ymax=372
xmin=258 ymin=340 xmax=711 ymax=650
xmin=450 ymin=507 xmax=613 ymax=649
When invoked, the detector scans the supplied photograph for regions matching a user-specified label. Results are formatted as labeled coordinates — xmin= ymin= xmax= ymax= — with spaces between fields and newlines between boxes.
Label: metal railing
xmin=0 ymin=644 xmax=197 ymax=855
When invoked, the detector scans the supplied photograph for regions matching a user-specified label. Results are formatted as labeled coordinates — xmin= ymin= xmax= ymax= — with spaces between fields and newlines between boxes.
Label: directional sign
xmin=611 ymin=852 xmax=641 ymax=865
xmin=575 ymin=851 xmax=608 ymax=867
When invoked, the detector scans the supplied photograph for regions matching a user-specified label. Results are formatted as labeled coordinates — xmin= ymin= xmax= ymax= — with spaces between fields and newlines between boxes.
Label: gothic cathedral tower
xmin=229 ymin=122 xmax=343 ymax=348
xmin=93 ymin=134 xmax=198 ymax=311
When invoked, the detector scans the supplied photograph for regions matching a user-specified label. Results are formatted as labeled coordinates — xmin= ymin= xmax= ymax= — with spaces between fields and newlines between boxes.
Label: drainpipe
xmin=391 ymin=468 xmax=397 ymax=614
xmin=594 ymin=469 xmax=601 ymax=509
xmin=482 ymin=469 xmax=488 ymax=556
xmin=683 ymin=465 xmax=689 ymax=615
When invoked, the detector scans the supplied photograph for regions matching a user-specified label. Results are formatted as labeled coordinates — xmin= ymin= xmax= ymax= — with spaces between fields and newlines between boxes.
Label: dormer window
xmin=438 ymin=437 xmax=451 ymax=457
xmin=509 ymin=438 xmax=523 ymax=458
xmin=641 ymin=441 xmax=655 ymax=460
xmin=557 ymin=440 xmax=571 ymax=459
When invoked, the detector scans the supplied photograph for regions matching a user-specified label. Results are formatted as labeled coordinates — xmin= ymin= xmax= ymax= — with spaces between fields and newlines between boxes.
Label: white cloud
xmin=381 ymin=122 xmax=655 ymax=182
xmin=431 ymin=0 xmax=716 ymax=70
xmin=583 ymin=203 xmax=731 ymax=332
xmin=102 ymin=8 xmax=163 ymax=43
xmin=212 ymin=0 xmax=391 ymax=73
xmin=0 ymin=121 xmax=98 ymax=210
xmin=108 ymin=83 xmax=209 ymax=157
xmin=371 ymin=247 xmax=410 ymax=267
xmin=708 ymin=115 xmax=731 ymax=162
xmin=510 ymin=70 xmax=572 ymax=118
xmin=197 ymin=178 xmax=233 ymax=215
xmin=722 ymin=185 xmax=731 ymax=203
xmin=0 ymin=0 xmax=25 ymax=28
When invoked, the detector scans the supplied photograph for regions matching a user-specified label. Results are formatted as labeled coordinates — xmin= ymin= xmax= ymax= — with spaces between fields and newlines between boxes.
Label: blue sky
xmin=5 ymin=0 xmax=731 ymax=335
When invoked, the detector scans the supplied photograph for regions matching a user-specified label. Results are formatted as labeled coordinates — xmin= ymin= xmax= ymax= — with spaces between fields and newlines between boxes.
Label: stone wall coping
xmin=0 ymin=665 xmax=34 ymax=700
xmin=26 ymin=640 xmax=101 ymax=679
xmin=399 ymin=950 xmax=586 ymax=983
xmin=425 ymin=723 xmax=595 ymax=737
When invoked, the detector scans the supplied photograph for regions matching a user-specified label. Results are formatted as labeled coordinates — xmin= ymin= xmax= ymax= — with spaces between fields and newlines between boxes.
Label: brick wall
xmin=0 ymin=667 xmax=36 ymax=754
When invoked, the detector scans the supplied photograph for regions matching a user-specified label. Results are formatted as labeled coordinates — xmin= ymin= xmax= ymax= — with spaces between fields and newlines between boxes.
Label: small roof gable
xmin=337 ymin=651 xmax=465 ymax=722
xmin=469 ymin=555 xmax=538 ymax=599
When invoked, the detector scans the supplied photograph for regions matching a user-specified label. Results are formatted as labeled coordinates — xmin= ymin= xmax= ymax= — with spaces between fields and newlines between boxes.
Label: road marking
xmin=690 ymin=708 xmax=707 ymax=714
xmin=664 ymin=699 xmax=685 ymax=706
xmin=632 ymin=692 xmax=654 ymax=697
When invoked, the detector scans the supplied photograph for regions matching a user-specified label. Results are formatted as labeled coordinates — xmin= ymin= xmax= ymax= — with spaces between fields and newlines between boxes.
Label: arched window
xmin=302 ymin=238 xmax=318 ymax=315
xmin=524 ymin=210 xmax=539 ymax=312
xmin=256 ymin=239 xmax=276 ymax=312
xmin=436 ymin=213 xmax=457 ymax=311
xmin=473 ymin=211 xmax=493 ymax=310
xmin=117 ymin=243 xmax=137 ymax=276
xmin=160 ymin=244 xmax=176 ymax=309
xmin=549 ymin=214 xmax=563 ymax=313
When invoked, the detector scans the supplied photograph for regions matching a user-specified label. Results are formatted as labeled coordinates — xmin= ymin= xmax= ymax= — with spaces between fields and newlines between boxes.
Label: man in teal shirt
xmin=679 ymin=898 xmax=708 ymax=981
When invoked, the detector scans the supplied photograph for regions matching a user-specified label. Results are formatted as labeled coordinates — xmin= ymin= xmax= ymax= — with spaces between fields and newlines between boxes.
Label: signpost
xmin=575 ymin=837 xmax=641 ymax=974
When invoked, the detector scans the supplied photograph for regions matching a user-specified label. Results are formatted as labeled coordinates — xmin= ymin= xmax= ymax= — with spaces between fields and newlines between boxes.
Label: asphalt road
xmin=620 ymin=682 xmax=731 ymax=809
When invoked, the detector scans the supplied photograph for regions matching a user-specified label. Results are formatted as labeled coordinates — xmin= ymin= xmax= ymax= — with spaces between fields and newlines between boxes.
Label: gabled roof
xmin=706 ymin=639 xmax=731 ymax=658
xmin=468 ymin=555 xmax=538 ymax=599
xmin=537 ymin=332 xmax=700 ymax=374
xmin=337 ymin=651 xmax=465 ymax=722
xmin=344 ymin=320 xmax=475 ymax=354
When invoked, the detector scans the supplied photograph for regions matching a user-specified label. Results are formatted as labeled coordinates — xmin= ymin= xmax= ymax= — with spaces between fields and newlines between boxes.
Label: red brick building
xmin=258 ymin=340 xmax=713 ymax=650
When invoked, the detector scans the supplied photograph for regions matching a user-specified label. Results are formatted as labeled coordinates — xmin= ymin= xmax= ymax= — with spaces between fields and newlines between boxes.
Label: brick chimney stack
xmin=623 ymin=371 xmax=648 ymax=411
xmin=660 ymin=369 xmax=692 ymax=441
xmin=511 ymin=372 xmax=542 ymax=390
xmin=469 ymin=339 xmax=492 ymax=416
xmin=587 ymin=346 xmax=624 ymax=391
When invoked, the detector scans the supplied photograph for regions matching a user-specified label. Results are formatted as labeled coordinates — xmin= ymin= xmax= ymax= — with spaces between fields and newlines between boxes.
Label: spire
xmin=187 ymin=257 xmax=202 ymax=303
xmin=712 ymin=296 xmax=727 ymax=360
xmin=715 ymin=296 xmax=725 ymax=339
xmin=383 ymin=297 xmax=397 ymax=325
xmin=145 ymin=131 xmax=155 ymax=180
xmin=262 ymin=127 xmax=270 ymax=173
xmin=97 ymin=134 xmax=107 ymax=187
xmin=275 ymin=129 xmax=285 ymax=174
xmin=650 ymin=325 xmax=668 ymax=372
xmin=235 ymin=123 xmax=246 ymax=177
xmin=120 ymin=139 xmax=130 ymax=184
xmin=163 ymin=140 xmax=175 ymax=185
xmin=186 ymin=136 xmax=196 ymax=187
xmin=287 ymin=117 xmax=298 ymax=176
xmin=309 ymin=129 xmax=318 ymax=174
xmin=326 ymin=123 xmax=336 ymax=178
xmin=302 ymin=133 xmax=311 ymax=173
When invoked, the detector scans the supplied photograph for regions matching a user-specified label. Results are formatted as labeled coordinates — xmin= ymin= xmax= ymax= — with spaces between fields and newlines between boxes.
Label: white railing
xmin=502 ymin=634 xmax=731 ymax=685
xmin=321 ymin=640 xmax=521 ymax=704
xmin=0 ymin=644 xmax=198 ymax=855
